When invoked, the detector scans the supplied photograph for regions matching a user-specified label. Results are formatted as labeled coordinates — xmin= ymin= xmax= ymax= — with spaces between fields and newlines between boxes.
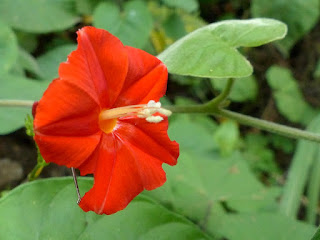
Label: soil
xmin=0 ymin=129 xmax=69 ymax=192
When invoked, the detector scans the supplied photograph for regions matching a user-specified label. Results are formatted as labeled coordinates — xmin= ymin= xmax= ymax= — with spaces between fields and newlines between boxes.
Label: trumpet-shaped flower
xmin=33 ymin=27 xmax=179 ymax=215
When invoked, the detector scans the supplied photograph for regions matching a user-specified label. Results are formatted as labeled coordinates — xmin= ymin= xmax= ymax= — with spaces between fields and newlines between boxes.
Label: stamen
xmin=99 ymin=100 xmax=172 ymax=124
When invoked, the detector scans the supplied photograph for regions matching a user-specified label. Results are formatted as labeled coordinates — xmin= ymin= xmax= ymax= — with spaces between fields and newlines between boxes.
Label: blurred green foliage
xmin=1 ymin=0 xmax=320 ymax=239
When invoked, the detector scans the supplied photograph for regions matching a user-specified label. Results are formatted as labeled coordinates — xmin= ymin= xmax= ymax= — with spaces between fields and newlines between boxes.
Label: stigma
xmin=99 ymin=100 xmax=172 ymax=124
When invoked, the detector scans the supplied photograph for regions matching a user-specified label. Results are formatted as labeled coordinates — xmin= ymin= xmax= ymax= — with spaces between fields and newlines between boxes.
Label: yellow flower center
xmin=98 ymin=114 xmax=117 ymax=134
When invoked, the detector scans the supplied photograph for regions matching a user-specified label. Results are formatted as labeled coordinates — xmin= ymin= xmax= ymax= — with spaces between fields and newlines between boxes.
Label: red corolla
xmin=33 ymin=27 xmax=179 ymax=215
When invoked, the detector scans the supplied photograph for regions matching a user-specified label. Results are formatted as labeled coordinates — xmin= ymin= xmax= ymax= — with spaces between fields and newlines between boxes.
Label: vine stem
xmin=2 ymin=81 xmax=320 ymax=143
xmin=216 ymin=109 xmax=320 ymax=143
xmin=0 ymin=99 xmax=34 ymax=107
xmin=168 ymin=104 xmax=320 ymax=143
xmin=167 ymin=78 xmax=320 ymax=143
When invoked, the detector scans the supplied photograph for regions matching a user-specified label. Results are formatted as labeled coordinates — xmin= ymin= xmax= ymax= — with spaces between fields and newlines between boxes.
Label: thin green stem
xmin=205 ymin=78 xmax=234 ymax=108
xmin=167 ymin=78 xmax=234 ymax=113
xmin=167 ymin=77 xmax=320 ymax=143
xmin=0 ymin=99 xmax=34 ymax=107
xmin=216 ymin=109 xmax=320 ymax=143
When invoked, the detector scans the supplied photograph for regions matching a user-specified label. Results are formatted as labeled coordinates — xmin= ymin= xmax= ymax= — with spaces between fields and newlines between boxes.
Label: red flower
xmin=33 ymin=27 xmax=179 ymax=215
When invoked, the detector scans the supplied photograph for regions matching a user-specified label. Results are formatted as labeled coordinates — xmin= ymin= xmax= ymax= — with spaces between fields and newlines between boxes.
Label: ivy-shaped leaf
xmin=159 ymin=18 xmax=287 ymax=78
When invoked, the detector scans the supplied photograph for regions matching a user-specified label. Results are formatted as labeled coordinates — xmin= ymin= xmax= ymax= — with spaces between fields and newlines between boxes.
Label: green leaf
xmin=168 ymin=114 xmax=218 ymax=155
xmin=208 ymin=211 xmax=316 ymax=240
xmin=75 ymin=0 xmax=101 ymax=15
xmin=163 ymin=12 xmax=187 ymax=41
xmin=279 ymin=114 xmax=320 ymax=219
xmin=312 ymin=227 xmax=320 ymax=240
xmin=147 ymin=115 xmax=309 ymax=238
xmin=159 ymin=18 xmax=287 ymax=78
xmin=15 ymin=31 xmax=38 ymax=53
xmin=251 ymin=0 xmax=319 ymax=55
xmin=266 ymin=66 xmax=317 ymax=125
xmin=37 ymin=44 xmax=77 ymax=80
xmin=268 ymin=134 xmax=294 ymax=154
xmin=18 ymin=48 xmax=42 ymax=77
xmin=0 ymin=20 xmax=18 ymax=74
xmin=306 ymin=148 xmax=320 ymax=224
xmin=0 ymin=75 xmax=49 ymax=134
xmin=146 ymin=150 xmax=283 ymax=239
xmin=147 ymin=150 xmax=274 ymax=222
xmin=93 ymin=0 xmax=153 ymax=48
xmin=211 ymin=75 xmax=258 ymax=102
xmin=0 ymin=0 xmax=79 ymax=33
xmin=162 ymin=0 xmax=199 ymax=13
xmin=242 ymin=133 xmax=280 ymax=179
xmin=0 ymin=178 xmax=210 ymax=240
xmin=213 ymin=120 xmax=240 ymax=156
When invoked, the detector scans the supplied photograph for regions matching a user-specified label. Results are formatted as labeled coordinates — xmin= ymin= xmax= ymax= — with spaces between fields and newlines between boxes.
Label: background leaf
xmin=279 ymin=114 xmax=320 ymax=219
xmin=211 ymin=75 xmax=258 ymax=102
xmin=0 ymin=0 xmax=79 ymax=33
xmin=0 ymin=75 xmax=49 ymax=134
xmin=213 ymin=120 xmax=240 ymax=156
xmin=0 ymin=20 xmax=18 ymax=74
xmin=162 ymin=0 xmax=199 ymax=13
xmin=18 ymin=48 xmax=42 ymax=78
xmin=158 ymin=18 xmax=287 ymax=78
xmin=266 ymin=66 xmax=318 ymax=125
xmin=208 ymin=211 xmax=316 ymax=240
xmin=37 ymin=44 xmax=77 ymax=80
xmin=0 ymin=178 xmax=211 ymax=240
xmin=251 ymin=0 xmax=319 ymax=55
xmin=93 ymin=0 xmax=153 ymax=48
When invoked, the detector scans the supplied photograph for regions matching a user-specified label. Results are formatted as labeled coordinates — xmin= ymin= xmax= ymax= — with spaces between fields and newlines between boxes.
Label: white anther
xmin=155 ymin=102 xmax=161 ymax=108
xmin=146 ymin=116 xmax=164 ymax=123
xmin=147 ymin=100 xmax=161 ymax=108
xmin=158 ymin=108 xmax=172 ymax=117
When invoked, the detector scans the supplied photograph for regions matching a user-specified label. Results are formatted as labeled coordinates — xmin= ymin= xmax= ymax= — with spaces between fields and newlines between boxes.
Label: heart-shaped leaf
xmin=158 ymin=18 xmax=287 ymax=78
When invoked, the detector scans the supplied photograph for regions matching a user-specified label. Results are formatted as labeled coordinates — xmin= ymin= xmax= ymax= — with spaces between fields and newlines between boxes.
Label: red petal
xmin=79 ymin=124 xmax=178 ymax=214
xmin=34 ymin=133 xmax=101 ymax=168
xmin=34 ymin=78 xmax=102 ymax=168
xmin=32 ymin=101 xmax=38 ymax=118
xmin=34 ymin=79 xmax=100 ymax=136
xmin=115 ymin=118 xmax=179 ymax=166
xmin=59 ymin=27 xmax=129 ymax=108
xmin=114 ymin=46 xmax=168 ymax=107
